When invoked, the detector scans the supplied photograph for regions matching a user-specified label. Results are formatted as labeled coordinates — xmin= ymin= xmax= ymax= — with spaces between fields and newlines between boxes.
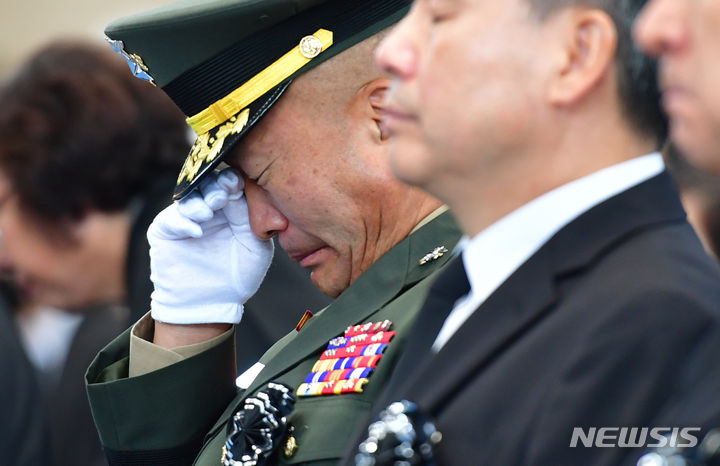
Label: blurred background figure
xmin=632 ymin=6 xmax=720 ymax=465
xmin=0 ymin=283 xmax=45 ymax=466
xmin=635 ymin=0 xmax=720 ymax=175
xmin=664 ymin=143 xmax=720 ymax=260
xmin=0 ymin=40 xmax=330 ymax=466
xmin=0 ymin=39 xmax=191 ymax=466
xmin=0 ymin=40 xmax=189 ymax=317
xmin=0 ymin=0 xmax=171 ymax=79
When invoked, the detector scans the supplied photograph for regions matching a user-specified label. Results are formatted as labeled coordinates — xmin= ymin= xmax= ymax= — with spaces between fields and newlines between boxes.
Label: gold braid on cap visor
xmin=178 ymin=28 xmax=334 ymax=185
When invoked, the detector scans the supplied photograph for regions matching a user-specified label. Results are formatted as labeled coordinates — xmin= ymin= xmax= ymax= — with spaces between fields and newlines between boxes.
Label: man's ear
xmin=548 ymin=9 xmax=617 ymax=106
xmin=354 ymin=77 xmax=391 ymax=141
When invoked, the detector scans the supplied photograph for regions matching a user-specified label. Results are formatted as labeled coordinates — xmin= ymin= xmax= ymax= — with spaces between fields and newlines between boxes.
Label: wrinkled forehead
xmin=225 ymin=70 xmax=335 ymax=168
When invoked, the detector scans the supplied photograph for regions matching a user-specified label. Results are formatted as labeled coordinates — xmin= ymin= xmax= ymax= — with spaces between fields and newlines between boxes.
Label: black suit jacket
xmin=347 ymin=172 xmax=720 ymax=465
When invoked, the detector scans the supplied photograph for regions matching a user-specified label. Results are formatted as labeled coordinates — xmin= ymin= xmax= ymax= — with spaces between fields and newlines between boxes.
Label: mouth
xmin=380 ymin=106 xmax=417 ymax=137
xmin=660 ymin=85 xmax=693 ymax=115
xmin=659 ymin=69 xmax=692 ymax=109
xmin=288 ymin=247 xmax=333 ymax=268
xmin=383 ymin=105 xmax=416 ymax=122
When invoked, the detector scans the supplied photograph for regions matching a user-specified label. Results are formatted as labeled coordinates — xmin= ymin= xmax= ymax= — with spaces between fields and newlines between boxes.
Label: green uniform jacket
xmin=86 ymin=212 xmax=461 ymax=465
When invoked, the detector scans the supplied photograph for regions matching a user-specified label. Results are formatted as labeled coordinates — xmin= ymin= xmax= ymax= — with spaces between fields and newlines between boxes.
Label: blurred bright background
xmin=0 ymin=0 xmax=170 ymax=79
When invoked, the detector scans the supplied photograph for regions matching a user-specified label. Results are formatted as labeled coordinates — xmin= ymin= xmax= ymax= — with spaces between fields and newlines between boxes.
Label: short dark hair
xmin=528 ymin=0 xmax=667 ymax=146
xmin=0 ymin=41 xmax=189 ymax=236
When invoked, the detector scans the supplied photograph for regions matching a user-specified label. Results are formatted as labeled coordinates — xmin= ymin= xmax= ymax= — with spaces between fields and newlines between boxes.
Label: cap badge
xmin=419 ymin=246 xmax=449 ymax=265
xmin=297 ymin=320 xmax=395 ymax=397
xmin=105 ymin=37 xmax=155 ymax=84
xmin=299 ymin=35 xmax=323 ymax=58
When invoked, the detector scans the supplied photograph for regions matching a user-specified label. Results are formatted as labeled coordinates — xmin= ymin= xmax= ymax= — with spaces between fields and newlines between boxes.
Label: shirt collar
xmin=459 ymin=152 xmax=665 ymax=302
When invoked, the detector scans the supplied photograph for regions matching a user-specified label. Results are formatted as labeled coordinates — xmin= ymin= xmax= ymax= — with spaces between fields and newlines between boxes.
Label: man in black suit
xmin=346 ymin=0 xmax=720 ymax=464
xmin=632 ymin=2 xmax=720 ymax=463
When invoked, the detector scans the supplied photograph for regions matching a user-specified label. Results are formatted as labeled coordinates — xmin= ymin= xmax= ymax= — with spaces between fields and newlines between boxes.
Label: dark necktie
xmin=382 ymin=255 xmax=471 ymax=393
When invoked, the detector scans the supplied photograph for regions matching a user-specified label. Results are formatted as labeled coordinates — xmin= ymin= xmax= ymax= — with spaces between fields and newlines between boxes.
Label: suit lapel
xmin=409 ymin=246 xmax=556 ymax=411
xmin=404 ymin=172 xmax=687 ymax=413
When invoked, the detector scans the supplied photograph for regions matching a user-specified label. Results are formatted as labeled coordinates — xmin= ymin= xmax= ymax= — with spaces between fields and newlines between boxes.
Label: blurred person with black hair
xmin=0 ymin=39 xmax=191 ymax=466
xmin=0 ymin=40 xmax=189 ymax=318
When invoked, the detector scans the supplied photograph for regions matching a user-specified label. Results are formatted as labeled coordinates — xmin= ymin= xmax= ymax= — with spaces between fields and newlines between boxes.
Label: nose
xmin=244 ymin=180 xmax=288 ymax=240
xmin=375 ymin=7 xmax=420 ymax=80
xmin=634 ymin=0 xmax=688 ymax=58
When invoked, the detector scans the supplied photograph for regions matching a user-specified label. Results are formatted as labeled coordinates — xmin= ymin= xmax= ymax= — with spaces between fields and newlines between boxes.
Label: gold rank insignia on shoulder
xmin=296 ymin=320 xmax=395 ymax=397
xmin=419 ymin=246 xmax=448 ymax=265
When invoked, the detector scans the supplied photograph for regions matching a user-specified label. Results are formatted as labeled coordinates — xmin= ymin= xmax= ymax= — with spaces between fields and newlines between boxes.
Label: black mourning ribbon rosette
xmin=355 ymin=400 xmax=442 ymax=466
xmin=223 ymin=382 xmax=296 ymax=466
xmin=637 ymin=429 xmax=720 ymax=466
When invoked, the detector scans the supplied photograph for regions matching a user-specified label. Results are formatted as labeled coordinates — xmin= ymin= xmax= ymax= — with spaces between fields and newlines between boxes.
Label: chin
xmin=310 ymin=271 xmax=338 ymax=298
xmin=674 ymin=128 xmax=720 ymax=175
xmin=42 ymin=291 xmax=97 ymax=312
xmin=310 ymin=264 xmax=350 ymax=299
xmin=313 ymin=280 xmax=342 ymax=299
xmin=389 ymin=152 xmax=433 ymax=189
xmin=685 ymin=144 xmax=720 ymax=175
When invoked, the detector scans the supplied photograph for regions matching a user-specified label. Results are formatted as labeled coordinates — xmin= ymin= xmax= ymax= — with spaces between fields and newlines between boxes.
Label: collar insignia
xmin=419 ymin=246 xmax=448 ymax=265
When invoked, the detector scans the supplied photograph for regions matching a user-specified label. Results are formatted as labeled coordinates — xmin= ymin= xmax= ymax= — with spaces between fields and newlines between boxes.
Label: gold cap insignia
xmin=299 ymin=35 xmax=323 ymax=58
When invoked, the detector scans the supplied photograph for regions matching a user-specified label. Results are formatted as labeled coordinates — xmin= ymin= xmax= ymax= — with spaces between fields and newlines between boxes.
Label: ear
xmin=548 ymin=9 xmax=617 ymax=106
xmin=352 ymin=77 xmax=391 ymax=141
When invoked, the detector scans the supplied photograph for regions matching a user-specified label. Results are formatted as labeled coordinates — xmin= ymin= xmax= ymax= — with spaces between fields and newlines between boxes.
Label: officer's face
xmin=635 ymin=0 xmax=720 ymax=173
xmin=374 ymin=0 xmax=552 ymax=193
xmin=0 ymin=175 xmax=128 ymax=309
xmin=226 ymin=79 xmax=406 ymax=298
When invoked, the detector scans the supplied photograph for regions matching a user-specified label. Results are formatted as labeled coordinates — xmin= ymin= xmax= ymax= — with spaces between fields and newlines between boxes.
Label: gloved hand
xmin=147 ymin=168 xmax=274 ymax=324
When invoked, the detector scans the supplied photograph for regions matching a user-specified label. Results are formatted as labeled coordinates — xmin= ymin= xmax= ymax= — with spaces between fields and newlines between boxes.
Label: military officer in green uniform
xmin=85 ymin=0 xmax=462 ymax=464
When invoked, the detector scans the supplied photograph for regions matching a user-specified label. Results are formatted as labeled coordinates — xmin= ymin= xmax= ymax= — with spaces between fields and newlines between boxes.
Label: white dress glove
xmin=147 ymin=168 xmax=274 ymax=324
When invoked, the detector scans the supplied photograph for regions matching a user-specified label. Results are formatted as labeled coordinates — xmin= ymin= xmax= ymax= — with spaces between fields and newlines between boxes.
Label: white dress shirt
xmin=432 ymin=153 xmax=665 ymax=351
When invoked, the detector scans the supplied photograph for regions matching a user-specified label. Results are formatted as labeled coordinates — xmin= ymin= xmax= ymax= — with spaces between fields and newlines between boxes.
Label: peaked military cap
xmin=105 ymin=0 xmax=411 ymax=200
